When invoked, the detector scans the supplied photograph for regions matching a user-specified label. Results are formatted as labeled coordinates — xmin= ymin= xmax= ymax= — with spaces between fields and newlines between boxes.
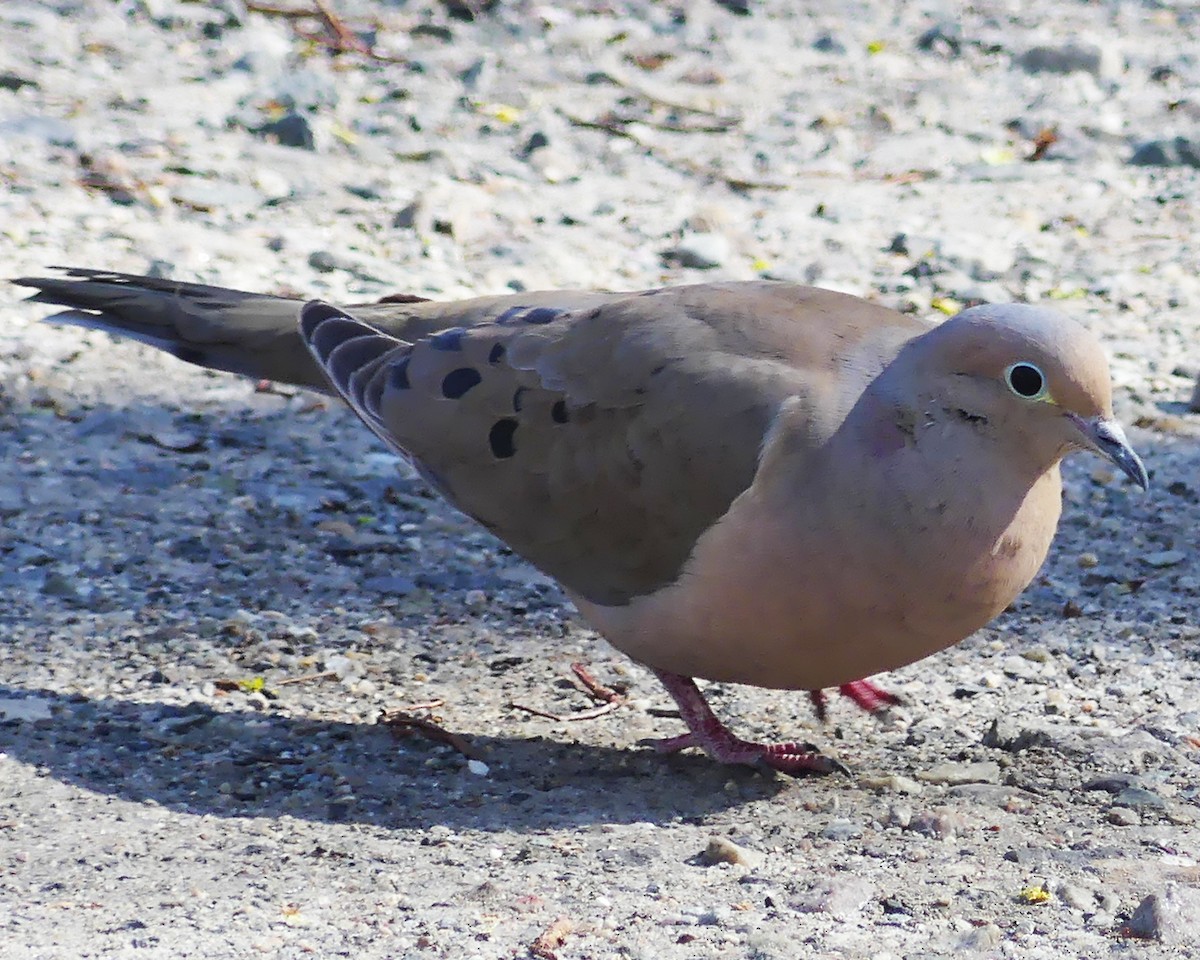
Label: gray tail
xmin=13 ymin=267 xmax=330 ymax=390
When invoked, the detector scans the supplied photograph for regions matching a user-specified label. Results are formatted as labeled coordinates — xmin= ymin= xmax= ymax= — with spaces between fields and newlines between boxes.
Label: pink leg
xmin=809 ymin=678 xmax=902 ymax=722
xmin=647 ymin=670 xmax=845 ymax=776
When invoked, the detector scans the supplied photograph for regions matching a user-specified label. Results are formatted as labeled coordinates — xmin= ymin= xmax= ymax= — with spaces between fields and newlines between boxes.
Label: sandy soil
xmin=2 ymin=1 xmax=1200 ymax=957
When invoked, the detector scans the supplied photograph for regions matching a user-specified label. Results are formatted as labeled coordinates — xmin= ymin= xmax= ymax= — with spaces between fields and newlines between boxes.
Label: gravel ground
xmin=3 ymin=1 xmax=1200 ymax=958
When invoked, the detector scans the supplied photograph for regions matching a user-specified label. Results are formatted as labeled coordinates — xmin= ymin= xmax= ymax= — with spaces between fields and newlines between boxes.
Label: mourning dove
xmin=17 ymin=268 xmax=1148 ymax=774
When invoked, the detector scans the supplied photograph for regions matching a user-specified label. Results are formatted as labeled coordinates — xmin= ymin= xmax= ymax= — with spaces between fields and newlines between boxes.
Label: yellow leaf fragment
xmin=931 ymin=296 xmax=963 ymax=316
xmin=331 ymin=123 xmax=358 ymax=146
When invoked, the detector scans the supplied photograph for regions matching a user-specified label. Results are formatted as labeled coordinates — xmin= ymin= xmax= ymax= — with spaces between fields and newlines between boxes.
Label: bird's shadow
xmin=0 ymin=685 xmax=789 ymax=832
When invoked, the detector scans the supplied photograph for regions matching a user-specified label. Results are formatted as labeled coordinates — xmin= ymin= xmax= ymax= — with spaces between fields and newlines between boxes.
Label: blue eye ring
xmin=1005 ymin=361 xmax=1048 ymax=400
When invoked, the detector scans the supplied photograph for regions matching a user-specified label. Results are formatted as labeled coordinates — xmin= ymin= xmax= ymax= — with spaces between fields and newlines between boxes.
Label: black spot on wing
xmin=551 ymin=400 xmax=569 ymax=423
xmin=521 ymin=306 xmax=561 ymax=325
xmin=496 ymin=306 xmax=526 ymax=326
xmin=512 ymin=386 xmax=527 ymax=412
xmin=488 ymin=343 xmax=506 ymax=364
xmin=493 ymin=305 xmax=563 ymax=326
xmin=428 ymin=327 xmax=466 ymax=351
xmin=442 ymin=367 xmax=482 ymax=399
xmin=489 ymin=419 xmax=518 ymax=458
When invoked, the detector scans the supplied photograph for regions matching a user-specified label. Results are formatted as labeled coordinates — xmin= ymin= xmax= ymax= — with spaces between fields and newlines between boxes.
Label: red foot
xmin=809 ymin=678 xmax=902 ymax=722
xmin=647 ymin=670 xmax=845 ymax=776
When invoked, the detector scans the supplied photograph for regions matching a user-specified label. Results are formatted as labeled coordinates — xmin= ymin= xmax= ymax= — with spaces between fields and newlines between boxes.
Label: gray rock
xmin=1113 ymin=786 xmax=1166 ymax=810
xmin=793 ymin=877 xmax=875 ymax=917
xmin=1059 ymin=883 xmax=1112 ymax=912
xmin=1124 ymin=885 xmax=1200 ymax=943
xmin=917 ymin=760 xmax=1001 ymax=785
xmin=41 ymin=571 xmax=81 ymax=600
xmin=1016 ymin=44 xmax=1103 ymax=77
xmin=662 ymin=232 xmax=731 ymax=270
xmin=982 ymin=716 xmax=1076 ymax=753
xmin=915 ymin=23 xmax=962 ymax=57
xmin=1107 ymin=806 xmax=1140 ymax=826
xmin=819 ymin=819 xmax=863 ymax=841
xmin=908 ymin=807 xmax=968 ymax=839
xmin=812 ymin=33 xmax=845 ymax=54
xmin=308 ymin=250 xmax=341 ymax=273
xmin=1129 ymin=137 xmax=1200 ymax=168
xmin=361 ymin=574 xmax=418 ymax=596
xmin=885 ymin=803 xmax=913 ymax=829
xmin=957 ymin=922 xmax=1002 ymax=950
xmin=1143 ymin=549 xmax=1186 ymax=568
xmin=172 ymin=179 xmax=264 ymax=212
xmin=255 ymin=113 xmax=315 ymax=150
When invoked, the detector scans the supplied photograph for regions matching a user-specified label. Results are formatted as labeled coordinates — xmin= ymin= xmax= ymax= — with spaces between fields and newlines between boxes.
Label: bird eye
xmin=1005 ymin=362 xmax=1047 ymax=400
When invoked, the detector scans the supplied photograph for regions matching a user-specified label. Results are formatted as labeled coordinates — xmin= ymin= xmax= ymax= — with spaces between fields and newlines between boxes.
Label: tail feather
xmin=14 ymin=268 xmax=330 ymax=390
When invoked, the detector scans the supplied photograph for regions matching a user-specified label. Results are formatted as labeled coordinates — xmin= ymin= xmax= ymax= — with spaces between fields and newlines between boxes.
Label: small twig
xmin=380 ymin=709 xmax=482 ymax=760
xmin=587 ymin=108 xmax=737 ymax=136
xmin=597 ymin=65 xmax=737 ymax=121
xmin=275 ymin=670 xmax=338 ymax=686
xmin=244 ymin=0 xmax=316 ymax=16
xmin=881 ymin=170 xmax=936 ymax=184
xmin=570 ymin=662 xmax=622 ymax=704
xmin=313 ymin=0 xmax=366 ymax=51
xmin=558 ymin=109 xmax=785 ymax=192
xmin=510 ymin=700 xmax=622 ymax=722
xmin=530 ymin=917 xmax=574 ymax=960
xmin=390 ymin=698 xmax=445 ymax=713
xmin=245 ymin=0 xmax=409 ymax=63
xmin=1027 ymin=127 xmax=1059 ymax=162
xmin=510 ymin=663 xmax=626 ymax=722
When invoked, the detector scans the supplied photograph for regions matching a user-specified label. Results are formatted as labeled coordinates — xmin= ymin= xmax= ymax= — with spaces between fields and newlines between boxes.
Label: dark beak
xmin=1070 ymin=414 xmax=1148 ymax=491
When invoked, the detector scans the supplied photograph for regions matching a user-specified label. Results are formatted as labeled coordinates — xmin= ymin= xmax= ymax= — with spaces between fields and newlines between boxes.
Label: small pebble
xmin=917 ymin=761 xmax=1000 ymax=785
xmin=1016 ymin=43 xmax=1103 ymax=77
xmin=793 ymin=877 xmax=876 ymax=917
xmin=702 ymin=836 xmax=764 ymax=868
xmin=859 ymin=774 xmax=923 ymax=794
xmin=1107 ymin=806 xmax=1140 ymax=826
xmin=1143 ymin=550 xmax=1186 ymax=568
xmin=819 ymin=819 xmax=863 ymax=842
xmin=908 ymin=808 xmax=968 ymax=839
xmin=885 ymin=803 xmax=913 ymax=829
xmin=662 ymin=232 xmax=731 ymax=270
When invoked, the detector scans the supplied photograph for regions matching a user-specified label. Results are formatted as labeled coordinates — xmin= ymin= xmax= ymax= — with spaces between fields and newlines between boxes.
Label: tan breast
xmin=575 ymin=420 xmax=1064 ymax=691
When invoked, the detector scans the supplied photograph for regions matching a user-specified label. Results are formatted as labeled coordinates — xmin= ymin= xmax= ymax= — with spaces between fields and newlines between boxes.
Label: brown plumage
xmin=17 ymin=269 xmax=1147 ymax=774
